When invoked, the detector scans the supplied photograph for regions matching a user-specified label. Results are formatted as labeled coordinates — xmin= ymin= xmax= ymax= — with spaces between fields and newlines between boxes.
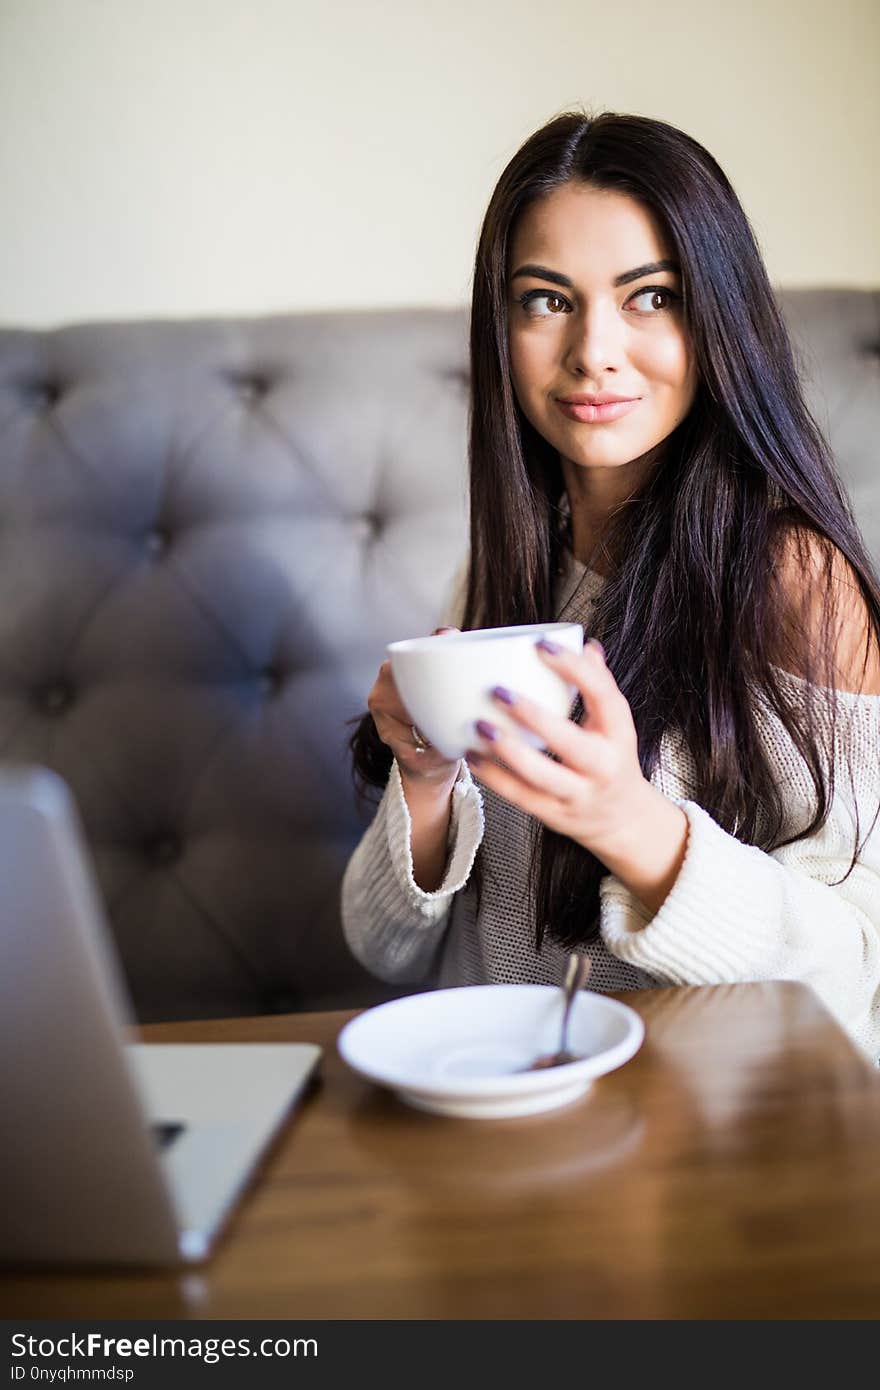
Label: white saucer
xmin=337 ymin=984 xmax=645 ymax=1118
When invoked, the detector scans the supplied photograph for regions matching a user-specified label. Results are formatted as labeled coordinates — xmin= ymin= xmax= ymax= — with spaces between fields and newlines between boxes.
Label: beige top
xmin=342 ymin=554 xmax=880 ymax=1062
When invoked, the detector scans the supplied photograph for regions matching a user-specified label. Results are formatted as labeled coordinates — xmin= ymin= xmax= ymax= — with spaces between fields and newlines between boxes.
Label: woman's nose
xmin=563 ymin=302 xmax=623 ymax=378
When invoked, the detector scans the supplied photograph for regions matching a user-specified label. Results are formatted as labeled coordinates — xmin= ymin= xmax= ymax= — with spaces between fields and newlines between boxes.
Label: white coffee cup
xmin=387 ymin=622 xmax=584 ymax=761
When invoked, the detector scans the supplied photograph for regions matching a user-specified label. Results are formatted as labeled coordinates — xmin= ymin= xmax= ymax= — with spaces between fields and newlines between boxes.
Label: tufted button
xmin=258 ymin=666 xmax=282 ymax=697
xmin=146 ymin=527 xmax=167 ymax=557
xmin=147 ymin=833 xmax=182 ymax=867
xmin=29 ymin=381 xmax=62 ymax=409
xmin=440 ymin=366 xmax=469 ymax=390
xmin=353 ymin=513 xmax=381 ymax=543
xmin=37 ymin=682 xmax=73 ymax=716
xmin=235 ymin=375 xmax=269 ymax=403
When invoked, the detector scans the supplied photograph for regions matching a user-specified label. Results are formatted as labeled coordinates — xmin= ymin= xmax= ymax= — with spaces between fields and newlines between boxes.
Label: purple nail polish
xmin=537 ymin=637 xmax=562 ymax=655
xmin=491 ymin=685 xmax=516 ymax=705
xmin=465 ymin=749 xmax=483 ymax=765
xmin=475 ymin=718 xmax=499 ymax=741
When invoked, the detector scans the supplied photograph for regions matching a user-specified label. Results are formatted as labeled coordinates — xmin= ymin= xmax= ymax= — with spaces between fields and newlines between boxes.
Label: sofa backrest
xmin=0 ymin=292 xmax=877 ymax=1021
xmin=778 ymin=288 xmax=880 ymax=559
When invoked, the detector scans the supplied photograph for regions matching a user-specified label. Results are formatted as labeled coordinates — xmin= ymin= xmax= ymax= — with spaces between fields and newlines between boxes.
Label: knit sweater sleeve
xmin=599 ymin=695 xmax=880 ymax=1062
xmin=341 ymin=760 xmax=485 ymax=983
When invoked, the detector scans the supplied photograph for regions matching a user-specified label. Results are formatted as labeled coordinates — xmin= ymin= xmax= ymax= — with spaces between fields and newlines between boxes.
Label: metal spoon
xmin=525 ymin=954 xmax=591 ymax=1070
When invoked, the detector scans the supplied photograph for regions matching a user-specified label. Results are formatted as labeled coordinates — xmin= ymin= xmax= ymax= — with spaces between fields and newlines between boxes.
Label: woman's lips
xmin=556 ymin=398 xmax=641 ymax=424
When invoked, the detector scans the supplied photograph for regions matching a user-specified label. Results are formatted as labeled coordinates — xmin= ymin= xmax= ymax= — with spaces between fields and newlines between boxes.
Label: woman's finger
xmin=465 ymin=748 xmax=567 ymax=825
xmin=536 ymin=638 xmax=630 ymax=736
xmin=471 ymin=716 xmax=608 ymax=796
xmin=374 ymin=710 xmax=459 ymax=778
xmin=470 ymin=721 xmax=577 ymax=799
xmin=488 ymin=685 xmax=604 ymax=773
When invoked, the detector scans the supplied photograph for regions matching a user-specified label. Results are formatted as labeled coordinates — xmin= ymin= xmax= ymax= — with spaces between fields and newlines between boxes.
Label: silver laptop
xmin=0 ymin=766 xmax=321 ymax=1267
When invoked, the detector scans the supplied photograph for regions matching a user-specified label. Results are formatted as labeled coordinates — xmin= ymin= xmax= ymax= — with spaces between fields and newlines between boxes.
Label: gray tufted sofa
xmin=0 ymin=292 xmax=877 ymax=1022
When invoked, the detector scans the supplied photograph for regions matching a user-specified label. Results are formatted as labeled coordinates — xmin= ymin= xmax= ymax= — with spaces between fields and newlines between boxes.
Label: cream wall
xmin=0 ymin=0 xmax=877 ymax=327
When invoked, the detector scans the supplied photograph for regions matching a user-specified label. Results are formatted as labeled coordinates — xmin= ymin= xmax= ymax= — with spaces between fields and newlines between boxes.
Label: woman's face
xmin=507 ymin=181 xmax=698 ymax=481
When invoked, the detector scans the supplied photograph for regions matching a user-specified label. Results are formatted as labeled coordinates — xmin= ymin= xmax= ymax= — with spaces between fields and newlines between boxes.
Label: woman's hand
xmin=368 ymin=627 xmax=463 ymax=892
xmin=466 ymin=637 xmax=689 ymax=915
xmin=368 ymin=628 xmax=462 ymax=789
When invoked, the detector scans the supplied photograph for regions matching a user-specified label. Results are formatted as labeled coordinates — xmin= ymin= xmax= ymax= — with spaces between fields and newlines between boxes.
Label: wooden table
xmin=4 ymin=982 xmax=880 ymax=1320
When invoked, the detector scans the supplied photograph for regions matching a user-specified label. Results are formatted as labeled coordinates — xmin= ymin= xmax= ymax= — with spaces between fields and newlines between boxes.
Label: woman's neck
xmin=563 ymin=481 xmax=622 ymax=577
xmin=561 ymin=450 xmax=655 ymax=573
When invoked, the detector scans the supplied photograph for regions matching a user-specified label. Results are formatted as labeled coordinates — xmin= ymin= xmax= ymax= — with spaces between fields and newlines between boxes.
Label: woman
xmin=342 ymin=111 xmax=880 ymax=1060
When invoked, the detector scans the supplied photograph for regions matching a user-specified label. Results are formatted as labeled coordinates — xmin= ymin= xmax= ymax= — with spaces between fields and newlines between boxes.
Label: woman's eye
xmin=626 ymin=287 xmax=679 ymax=313
xmin=518 ymin=290 xmax=570 ymax=317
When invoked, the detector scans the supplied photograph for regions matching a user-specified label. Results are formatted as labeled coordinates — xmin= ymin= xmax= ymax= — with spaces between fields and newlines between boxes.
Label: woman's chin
xmin=563 ymin=448 xmax=655 ymax=474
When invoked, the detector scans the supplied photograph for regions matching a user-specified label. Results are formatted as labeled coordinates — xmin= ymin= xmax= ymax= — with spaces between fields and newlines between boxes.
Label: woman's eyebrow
xmin=615 ymin=259 xmax=680 ymax=286
xmin=510 ymin=263 xmax=574 ymax=288
xmin=510 ymin=259 xmax=680 ymax=288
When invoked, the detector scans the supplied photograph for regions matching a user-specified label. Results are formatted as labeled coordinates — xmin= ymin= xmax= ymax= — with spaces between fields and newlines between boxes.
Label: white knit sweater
xmin=342 ymin=557 xmax=880 ymax=1062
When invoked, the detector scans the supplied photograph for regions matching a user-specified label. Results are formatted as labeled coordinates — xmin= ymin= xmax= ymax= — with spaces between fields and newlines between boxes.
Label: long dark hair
xmin=351 ymin=110 xmax=880 ymax=951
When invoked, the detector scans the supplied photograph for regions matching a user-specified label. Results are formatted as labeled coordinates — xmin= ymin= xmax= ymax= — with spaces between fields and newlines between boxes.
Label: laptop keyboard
xmin=151 ymin=1121 xmax=186 ymax=1149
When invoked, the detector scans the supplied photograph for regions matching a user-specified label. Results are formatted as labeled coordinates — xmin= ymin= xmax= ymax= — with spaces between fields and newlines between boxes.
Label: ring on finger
xmin=411 ymin=724 xmax=432 ymax=754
